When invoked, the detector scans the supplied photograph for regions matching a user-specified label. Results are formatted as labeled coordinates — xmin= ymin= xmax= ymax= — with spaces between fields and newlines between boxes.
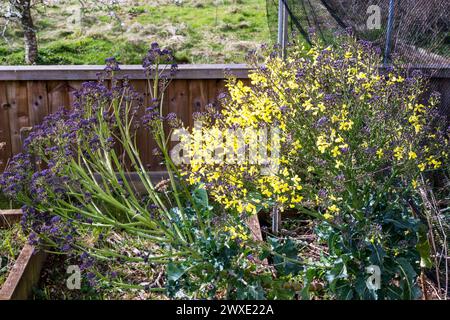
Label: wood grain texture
xmin=0 ymin=64 xmax=251 ymax=81
xmin=130 ymin=80 xmax=153 ymax=170
xmin=0 ymin=244 xmax=46 ymax=300
xmin=0 ymin=82 xmax=12 ymax=171
xmin=27 ymin=81 xmax=49 ymax=126
xmin=169 ymin=79 xmax=190 ymax=126
xmin=6 ymin=81 xmax=29 ymax=155
xmin=0 ymin=209 xmax=23 ymax=228
xmin=47 ymin=81 xmax=70 ymax=114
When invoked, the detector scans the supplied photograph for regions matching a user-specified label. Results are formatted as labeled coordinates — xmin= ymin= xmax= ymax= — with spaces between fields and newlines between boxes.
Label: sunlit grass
xmin=0 ymin=0 xmax=270 ymax=65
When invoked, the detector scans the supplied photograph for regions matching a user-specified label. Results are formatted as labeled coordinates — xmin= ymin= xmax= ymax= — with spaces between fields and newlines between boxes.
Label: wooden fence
xmin=0 ymin=64 xmax=449 ymax=172
xmin=0 ymin=64 xmax=249 ymax=171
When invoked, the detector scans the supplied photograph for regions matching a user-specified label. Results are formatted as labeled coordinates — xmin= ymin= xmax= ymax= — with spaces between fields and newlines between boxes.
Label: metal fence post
xmin=277 ymin=0 xmax=289 ymax=58
xmin=384 ymin=0 xmax=395 ymax=65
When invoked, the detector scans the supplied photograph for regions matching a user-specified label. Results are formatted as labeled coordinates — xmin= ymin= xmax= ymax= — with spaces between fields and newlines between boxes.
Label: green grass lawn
xmin=0 ymin=0 xmax=270 ymax=65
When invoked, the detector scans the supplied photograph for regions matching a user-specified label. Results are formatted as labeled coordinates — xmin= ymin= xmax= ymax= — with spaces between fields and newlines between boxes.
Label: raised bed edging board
xmin=0 ymin=244 xmax=46 ymax=300
xmin=0 ymin=209 xmax=23 ymax=228
xmin=0 ymin=210 xmax=46 ymax=300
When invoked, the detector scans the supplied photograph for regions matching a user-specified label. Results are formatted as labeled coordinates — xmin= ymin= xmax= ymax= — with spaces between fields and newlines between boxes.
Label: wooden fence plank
xmin=6 ymin=81 xmax=29 ymax=155
xmin=166 ymin=80 xmax=190 ymax=169
xmin=0 ymin=82 xmax=12 ymax=171
xmin=169 ymin=79 xmax=190 ymax=127
xmin=131 ymin=80 xmax=153 ymax=170
xmin=27 ymin=81 xmax=49 ymax=126
xmin=0 ymin=64 xmax=251 ymax=81
xmin=187 ymin=79 xmax=209 ymax=133
xmin=47 ymin=81 xmax=79 ymax=114
xmin=47 ymin=81 xmax=68 ymax=114
xmin=67 ymin=81 xmax=83 ymax=108
xmin=206 ymin=79 xmax=219 ymax=106
xmin=188 ymin=80 xmax=209 ymax=114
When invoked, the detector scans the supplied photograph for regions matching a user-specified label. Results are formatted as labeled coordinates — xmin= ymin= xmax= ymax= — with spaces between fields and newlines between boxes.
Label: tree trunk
xmin=17 ymin=0 xmax=38 ymax=64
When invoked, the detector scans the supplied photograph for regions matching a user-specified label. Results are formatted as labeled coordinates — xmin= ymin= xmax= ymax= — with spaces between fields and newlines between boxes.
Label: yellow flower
xmin=393 ymin=146 xmax=404 ymax=160
xmin=327 ymin=204 xmax=340 ymax=213
xmin=291 ymin=195 xmax=303 ymax=204
xmin=331 ymin=146 xmax=341 ymax=158
xmin=316 ymin=135 xmax=330 ymax=153
xmin=408 ymin=151 xmax=417 ymax=160
xmin=290 ymin=175 xmax=301 ymax=184
xmin=248 ymin=166 xmax=258 ymax=175
xmin=418 ymin=163 xmax=426 ymax=172
xmin=408 ymin=114 xmax=422 ymax=133
xmin=376 ymin=149 xmax=384 ymax=159
xmin=303 ymin=99 xmax=314 ymax=111
xmin=261 ymin=189 xmax=273 ymax=197
xmin=245 ymin=203 xmax=257 ymax=214
xmin=430 ymin=159 xmax=442 ymax=169
xmin=356 ymin=72 xmax=367 ymax=80
xmin=225 ymin=225 xmax=249 ymax=242
xmin=188 ymin=176 xmax=200 ymax=185
xmin=412 ymin=180 xmax=418 ymax=189
xmin=339 ymin=120 xmax=354 ymax=131
xmin=318 ymin=102 xmax=326 ymax=112
xmin=331 ymin=114 xmax=340 ymax=123
xmin=324 ymin=205 xmax=339 ymax=219
xmin=344 ymin=51 xmax=353 ymax=59
xmin=414 ymin=104 xmax=425 ymax=113
xmin=292 ymin=140 xmax=302 ymax=150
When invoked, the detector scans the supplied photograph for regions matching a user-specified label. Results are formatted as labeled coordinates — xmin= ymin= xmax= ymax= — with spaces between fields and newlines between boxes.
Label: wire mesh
xmin=267 ymin=0 xmax=450 ymax=66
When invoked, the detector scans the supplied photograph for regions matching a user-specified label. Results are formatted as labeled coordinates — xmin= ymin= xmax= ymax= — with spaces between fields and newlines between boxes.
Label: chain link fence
xmin=267 ymin=0 xmax=450 ymax=66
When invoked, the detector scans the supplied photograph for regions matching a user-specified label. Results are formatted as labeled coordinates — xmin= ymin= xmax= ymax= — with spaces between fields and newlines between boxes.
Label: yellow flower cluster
xmin=180 ymin=63 xmax=304 ymax=214
xmin=407 ymin=103 xmax=426 ymax=134
xmin=393 ymin=146 xmax=404 ymax=161
xmin=224 ymin=225 xmax=249 ymax=242
xmin=223 ymin=71 xmax=289 ymax=131
xmin=323 ymin=204 xmax=340 ymax=220
xmin=178 ymin=37 xmax=448 ymax=220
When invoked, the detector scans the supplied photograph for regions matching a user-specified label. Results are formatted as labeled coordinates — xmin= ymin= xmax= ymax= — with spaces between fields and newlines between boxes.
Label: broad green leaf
xmin=416 ymin=225 xmax=433 ymax=269
xmin=167 ymin=263 xmax=186 ymax=282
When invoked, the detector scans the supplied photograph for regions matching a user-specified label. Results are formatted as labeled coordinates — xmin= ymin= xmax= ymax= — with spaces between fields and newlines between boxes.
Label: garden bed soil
xmin=33 ymin=214 xmax=267 ymax=300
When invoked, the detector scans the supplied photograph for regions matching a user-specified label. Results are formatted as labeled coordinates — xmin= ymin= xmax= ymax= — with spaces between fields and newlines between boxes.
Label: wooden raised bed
xmin=0 ymin=173 xmax=265 ymax=300
xmin=0 ymin=209 xmax=46 ymax=300
xmin=0 ymin=209 xmax=23 ymax=228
